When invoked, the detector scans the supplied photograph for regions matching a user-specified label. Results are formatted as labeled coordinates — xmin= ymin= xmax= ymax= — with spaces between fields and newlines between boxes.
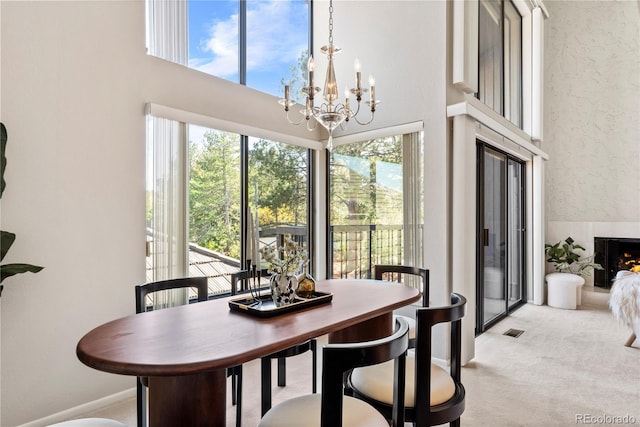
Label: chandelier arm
xmin=351 ymin=100 xmax=363 ymax=117
xmin=285 ymin=110 xmax=308 ymax=126
xmin=351 ymin=112 xmax=376 ymax=126
xmin=305 ymin=119 xmax=318 ymax=131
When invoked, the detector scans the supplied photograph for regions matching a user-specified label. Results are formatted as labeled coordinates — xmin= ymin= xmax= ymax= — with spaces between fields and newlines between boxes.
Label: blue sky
xmin=187 ymin=0 xmax=309 ymax=98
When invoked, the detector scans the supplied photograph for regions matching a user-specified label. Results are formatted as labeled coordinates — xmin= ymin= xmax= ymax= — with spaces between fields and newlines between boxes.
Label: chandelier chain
xmin=328 ymin=0 xmax=334 ymax=46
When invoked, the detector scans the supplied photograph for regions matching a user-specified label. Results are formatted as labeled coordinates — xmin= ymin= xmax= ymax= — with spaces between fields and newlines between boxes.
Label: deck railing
xmin=329 ymin=224 xmax=405 ymax=279
xmin=148 ymin=224 xmax=413 ymax=297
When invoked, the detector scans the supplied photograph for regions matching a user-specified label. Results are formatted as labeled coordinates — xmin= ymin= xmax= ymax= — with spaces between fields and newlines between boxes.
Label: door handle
xmin=483 ymin=229 xmax=489 ymax=247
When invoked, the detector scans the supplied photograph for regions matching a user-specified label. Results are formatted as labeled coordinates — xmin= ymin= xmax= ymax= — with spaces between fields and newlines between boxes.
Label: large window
xmin=328 ymin=133 xmax=423 ymax=280
xmin=249 ymin=137 xmax=309 ymax=275
xmin=148 ymin=0 xmax=310 ymax=98
xmin=147 ymin=117 xmax=312 ymax=296
xmin=188 ymin=126 xmax=241 ymax=262
xmin=478 ymin=0 xmax=522 ymax=127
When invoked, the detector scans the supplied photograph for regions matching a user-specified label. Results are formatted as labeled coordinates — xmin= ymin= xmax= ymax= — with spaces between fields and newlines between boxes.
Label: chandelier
xmin=278 ymin=0 xmax=380 ymax=150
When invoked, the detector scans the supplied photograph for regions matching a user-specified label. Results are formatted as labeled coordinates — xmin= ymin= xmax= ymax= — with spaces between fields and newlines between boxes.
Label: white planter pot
xmin=546 ymin=272 xmax=585 ymax=310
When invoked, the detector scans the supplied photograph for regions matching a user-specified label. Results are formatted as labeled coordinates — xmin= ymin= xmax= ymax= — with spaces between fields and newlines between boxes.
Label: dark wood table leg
xmin=148 ymin=369 xmax=227 ymax=427
xmin=328 ymin=313 xmax=393 ymax=344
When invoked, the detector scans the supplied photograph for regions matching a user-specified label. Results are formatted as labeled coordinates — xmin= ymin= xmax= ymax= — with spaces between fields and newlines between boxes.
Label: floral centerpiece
xmin=260 ymin=235 xmax=308 ymax=276
xmin=260 ymin=235 xmax=309 ymax=306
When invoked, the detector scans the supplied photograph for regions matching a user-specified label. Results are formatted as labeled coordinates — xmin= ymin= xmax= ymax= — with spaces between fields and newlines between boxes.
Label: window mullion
xmin=239 ymin=0 xmax=247 ymax=86
xmin=241 ymin=134 xmax=249 ymax=271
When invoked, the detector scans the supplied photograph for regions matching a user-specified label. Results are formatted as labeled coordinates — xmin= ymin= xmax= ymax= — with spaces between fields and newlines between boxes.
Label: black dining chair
xmin=375 ymin=264 xmax=430 ymax=348
xmin=347 ymin=293 xmax=467 ymax=426
xmin=135 ymin=276 xmax=243 ymax=427
xmin=230 ymin=269 xmax=318 ymax=416
xmin=258 ymin=317 xmax=410 ymax=427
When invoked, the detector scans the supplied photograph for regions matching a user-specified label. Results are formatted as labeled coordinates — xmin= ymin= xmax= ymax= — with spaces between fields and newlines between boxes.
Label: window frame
xmin=325 ymin=125 xmax=425 ymax=282
xmin=452 ymin=0 xmax=548 ymax=139
xmin=476 ymin=0 xmax=523 ymax=128
xmin=146 ymin=103 xmax=316 ymax=295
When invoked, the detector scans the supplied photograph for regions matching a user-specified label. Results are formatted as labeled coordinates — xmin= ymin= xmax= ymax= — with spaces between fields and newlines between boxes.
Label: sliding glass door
xmin=506 ymin=157 xmax=524 ymax=309
xmin=476 ymin=144 xmax=525 ymax=333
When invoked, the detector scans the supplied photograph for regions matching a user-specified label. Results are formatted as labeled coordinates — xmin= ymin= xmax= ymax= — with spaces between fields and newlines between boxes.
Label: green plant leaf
xmin=0 ymin=123 xmax=44 ymax=292
xmin=0 ymin=230 xmax=16 ymax=262
xmin=0 ymin=263 xmax=44 ymax=283
xmin=1 ymin=122 xmax=6 ymax=199
xmin=545 ymin=237 xmax=602 ymax=276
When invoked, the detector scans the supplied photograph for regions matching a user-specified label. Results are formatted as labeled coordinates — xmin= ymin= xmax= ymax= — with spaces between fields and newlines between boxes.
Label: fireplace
xmin=594 ymin=237 xmax=640 ymax=289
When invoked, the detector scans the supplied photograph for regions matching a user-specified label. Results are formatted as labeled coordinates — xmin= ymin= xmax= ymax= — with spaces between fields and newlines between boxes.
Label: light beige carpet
xmin=460 ymin=303 xmax=639 ymax=426
xmin=79 ymin=302 xmax=639 ymax=426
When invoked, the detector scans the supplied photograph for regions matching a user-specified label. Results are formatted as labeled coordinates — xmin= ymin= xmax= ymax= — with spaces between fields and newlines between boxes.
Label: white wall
xmin=1 ymin=1 xmax=450 ymax=424
xmin=543 ymin=0 xmax=640 ymax=285
xmin=1 ymin=2 xmax=145 ymax=425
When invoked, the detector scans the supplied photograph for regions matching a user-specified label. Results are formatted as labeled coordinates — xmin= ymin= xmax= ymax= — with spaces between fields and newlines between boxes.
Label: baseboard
xmin=17 ymin=388 xmax=135 ymax=427
xmin=581 ymin=286 xmax=610 ymax=308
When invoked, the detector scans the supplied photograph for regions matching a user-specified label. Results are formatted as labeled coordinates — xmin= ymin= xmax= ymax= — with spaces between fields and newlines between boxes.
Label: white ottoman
xmin=546 ymin=272 xmax=585 ymax=310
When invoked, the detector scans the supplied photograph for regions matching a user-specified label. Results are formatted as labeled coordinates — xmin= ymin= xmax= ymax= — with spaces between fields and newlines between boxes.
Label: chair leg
xmin=277 ymin=357 xmax=286 ymax=387
xmin=451 ymin=418 xmax=461 ymax=427
xmin=261 ymin=357 xmax=272 ymax=416
xmin=235 ymin=365 xmax=243 ymax=427
xmin=624 ymin=333 xmax=636 ymax=347
xmin=231 ymin=370 xmax=237 ymax=405
xmin=311 ymin=338 xmax=317 ymax=393
xmin=136 ymin=379 xmax=146 ymax=427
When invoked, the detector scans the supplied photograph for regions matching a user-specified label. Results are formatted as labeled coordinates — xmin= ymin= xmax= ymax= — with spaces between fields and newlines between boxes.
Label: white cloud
xmin=189 ymin=0 xmax=308 ymax=77
xmin=245 ymin=1 xmax=307 ymax=70
xmin=190 ymin=9 xmax=239 ymax=77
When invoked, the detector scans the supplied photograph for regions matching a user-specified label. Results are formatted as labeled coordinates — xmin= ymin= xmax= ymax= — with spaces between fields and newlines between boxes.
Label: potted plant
xmin=0 ymin=122 xmax=44 ymax=297
xmin=544 ymin=236 xmax=603 ymax=276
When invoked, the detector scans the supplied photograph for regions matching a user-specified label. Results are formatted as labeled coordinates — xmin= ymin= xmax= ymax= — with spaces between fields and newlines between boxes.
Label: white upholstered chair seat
xmin=350 ymin=350 xmax=455 ymax=407
xmin=258 ymin=394 xmax=389 ymax=427
xmin=47 ymin=419 xmax=127 ymax=427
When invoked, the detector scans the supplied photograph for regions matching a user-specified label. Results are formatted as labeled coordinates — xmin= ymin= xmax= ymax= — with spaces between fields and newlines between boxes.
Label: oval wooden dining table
xmin=77 ymin=279 xmax=420 ymax=427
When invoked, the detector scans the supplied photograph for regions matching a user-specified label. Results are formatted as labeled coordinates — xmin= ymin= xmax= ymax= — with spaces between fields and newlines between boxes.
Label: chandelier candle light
xmin=279 ymin=0 xmax=380 ymax=151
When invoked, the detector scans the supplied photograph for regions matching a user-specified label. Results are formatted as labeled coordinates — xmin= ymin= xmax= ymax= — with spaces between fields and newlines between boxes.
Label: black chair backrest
xmin=321 ymin=317 xmax=410 ymax=427
xmin=231 ymin=268 xmax=271 ymax=296
xmin=230 ymin=270 xmax=251 ymax=295
xmin=375 ymin=264 xmax=430 ymax=307
xmin=135 ymin=276 xmax=208 ymax=314
xmin=414 ymin=293 xmax=467 ymax=426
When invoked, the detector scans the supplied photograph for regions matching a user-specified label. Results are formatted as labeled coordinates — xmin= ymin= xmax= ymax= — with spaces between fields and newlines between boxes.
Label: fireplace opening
xmin=594 ymin=237 xmax=640 ymax=289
